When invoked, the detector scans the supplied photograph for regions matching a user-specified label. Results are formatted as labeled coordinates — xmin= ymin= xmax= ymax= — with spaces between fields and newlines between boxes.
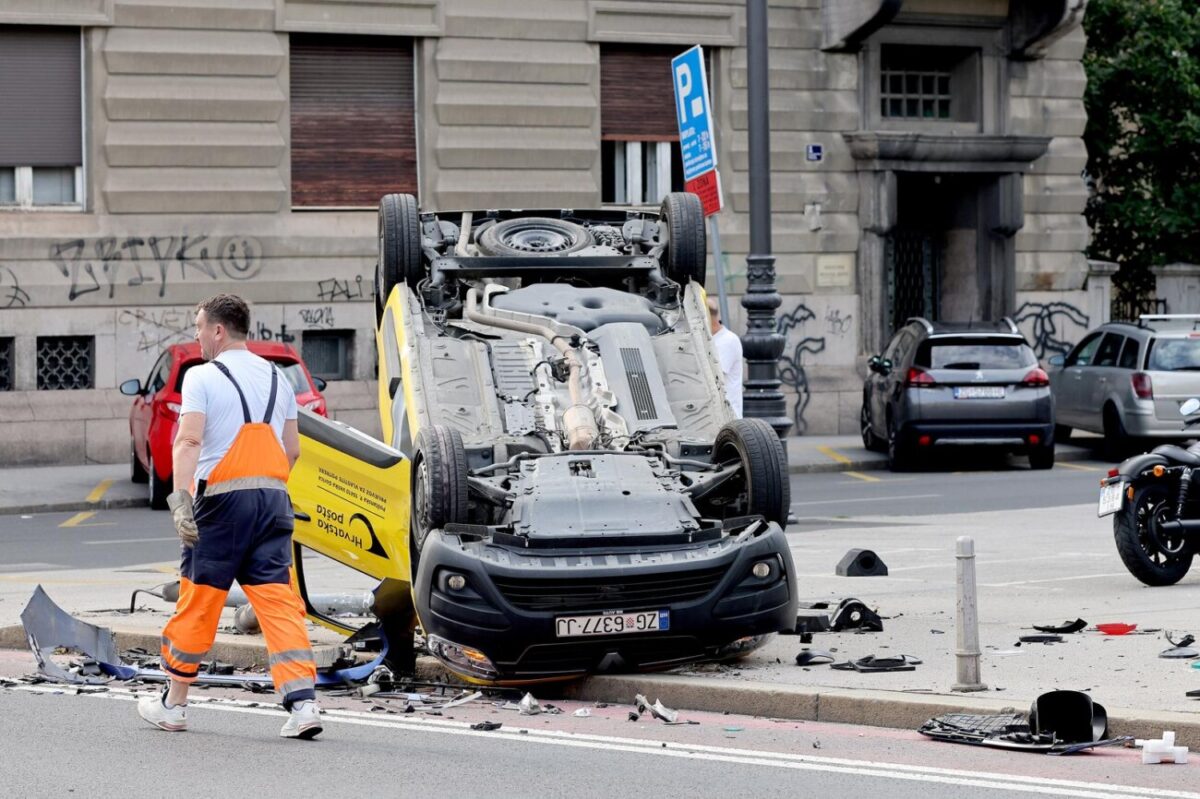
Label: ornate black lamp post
xmin=741 ymin=0 xmax=791 ymax=437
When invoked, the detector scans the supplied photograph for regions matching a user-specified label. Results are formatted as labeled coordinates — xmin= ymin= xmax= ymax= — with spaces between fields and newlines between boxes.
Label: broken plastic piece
xmin=1136 ymin=731 xmax=1189 ymax=764
xmin=471 ymin=721 xmax=503 ymax=731
xmin=21 ymin=585 xmax=137 ymax=684
xmin=573 ymin=708 xmax=592 ymax=718
xmin=831 ymin=654 xmax=920 ymax=672
xmin=1033 ymin=618 xmax=1087 ymax=634
xmin=649 ymin=699 xmax=679 ymax=723
xmin=1018 ymin=635 xmax=1063 ymax=644
xmin=795 ymin=650 xmax=835 ymax=666
xmin=1160 ymin=647 xmax=1198 ymax=659
xmin=518 ymin=692 xmax=542 ymax=715
xmin=1096 ymin=623 xmax=1137 ymax=635
xmin=1167 ymin=631 xmax=1195 ymax=648
xmin=830 ymin=598 xmax=883 ymax=632
xmin=836 ymin=548 xmax=888 ymax=577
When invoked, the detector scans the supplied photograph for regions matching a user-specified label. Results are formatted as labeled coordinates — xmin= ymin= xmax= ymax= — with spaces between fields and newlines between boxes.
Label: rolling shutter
xmin=290 ymin=35 xmax=416 ymax=208
xmin=601 ymin=44 xmax=696 ymax=142
xmin=0 ymin=27 xmax=81 ymax=167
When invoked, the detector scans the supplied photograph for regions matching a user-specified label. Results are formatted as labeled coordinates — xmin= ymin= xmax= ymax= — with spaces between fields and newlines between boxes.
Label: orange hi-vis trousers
xmin=161 ymin=362 xmax=316 ymax=708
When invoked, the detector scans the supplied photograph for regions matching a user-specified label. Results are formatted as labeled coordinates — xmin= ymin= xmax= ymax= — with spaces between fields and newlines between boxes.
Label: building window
xmin=0 ymin=337 xmax=13 ymax=391
xmin=879 ymin=45 xmax=978 ymax=123
xmin=37 ymin=336 xmax=93 ymax=390
xmin=600 ymin=45 xmax=695 ymax=206
xmin=290 ymin=35 xmax=416 ymax=208
xmin=302 ymin=330 xmax=353 ymax=381
xmin=0 ymin=27 xmax=83 ymax=209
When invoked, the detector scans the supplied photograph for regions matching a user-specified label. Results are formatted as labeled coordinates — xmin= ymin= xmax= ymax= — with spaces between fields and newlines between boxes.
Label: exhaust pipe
xmin=1157 ymin=519 xmax=1200 ymax=536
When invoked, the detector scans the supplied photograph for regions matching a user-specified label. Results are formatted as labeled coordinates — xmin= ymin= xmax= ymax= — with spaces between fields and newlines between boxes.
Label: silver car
xmin=1049 ymin=315 xmax=1200 ymax=457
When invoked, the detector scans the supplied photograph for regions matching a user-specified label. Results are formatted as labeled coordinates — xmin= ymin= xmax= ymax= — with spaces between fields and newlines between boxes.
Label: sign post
xmin=671 ymin=45 xmax=730 ymax=323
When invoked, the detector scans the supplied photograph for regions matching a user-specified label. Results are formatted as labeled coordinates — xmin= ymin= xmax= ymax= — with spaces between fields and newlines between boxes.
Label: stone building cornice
xmin=842 ymin=132 xmax=1053 ymax=173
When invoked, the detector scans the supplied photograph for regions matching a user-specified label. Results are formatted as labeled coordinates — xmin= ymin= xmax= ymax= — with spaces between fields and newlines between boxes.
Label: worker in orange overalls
xmin=138 ymin=293 xmax=322 ymax=739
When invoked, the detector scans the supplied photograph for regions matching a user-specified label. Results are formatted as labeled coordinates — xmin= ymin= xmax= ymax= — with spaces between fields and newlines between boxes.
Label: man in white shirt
xmin=708 ymin=296 xmax=744 ymax=418
xmin=138 ymin=293 xmax=323 ymax=740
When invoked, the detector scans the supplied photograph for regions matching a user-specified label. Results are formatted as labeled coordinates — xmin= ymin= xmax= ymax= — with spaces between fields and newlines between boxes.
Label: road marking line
xmin=85 ymin=479 xmax=114 ymax=503
xmin=815 ymin=445 xmax=852 ymax=464
xmin=11 ymin=686 xmax=1194 ymax=799
xmin=59 ymin=511 xmax=96 ymax=528
xmin=791 ymin=493 xmax=940 ymax=507
xmin=982 ymin=572 xmax=1130 ymax=588
xmin=83 ymin=536 xmax=178 ymax=546
xmin=842 ymin=471 xmax=880 ymax=482
xmin=1057 ymin=462 xmax=1100 ymax=472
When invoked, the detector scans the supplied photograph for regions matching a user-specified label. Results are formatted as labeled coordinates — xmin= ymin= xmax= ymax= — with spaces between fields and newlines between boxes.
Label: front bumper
xmin=413 ymin=522 xmax=798 ymax=683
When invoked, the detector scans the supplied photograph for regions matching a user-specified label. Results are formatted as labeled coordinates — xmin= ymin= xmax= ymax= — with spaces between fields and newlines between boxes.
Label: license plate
xmin=1098 ymin=482 xmax=1125 ymax=517
xmin=555 ymin=610 xmax=669 ymax=638
xmin=954 ymin=386 xmax=1005 ymax=399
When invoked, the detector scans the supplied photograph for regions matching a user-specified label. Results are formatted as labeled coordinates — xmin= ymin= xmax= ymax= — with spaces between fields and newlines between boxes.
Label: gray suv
xmin=1049 ymin=315 xmax=1200 ymax=458
xmin=861 ymin=318 xmax=1055 ymax=471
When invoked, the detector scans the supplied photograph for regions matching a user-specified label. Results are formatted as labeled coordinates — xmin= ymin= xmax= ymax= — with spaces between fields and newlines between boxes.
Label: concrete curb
xmin=4 ymin=627 xmax=1196 ymax=747
xmin=0 ymin=497 xmax=148 ymax=516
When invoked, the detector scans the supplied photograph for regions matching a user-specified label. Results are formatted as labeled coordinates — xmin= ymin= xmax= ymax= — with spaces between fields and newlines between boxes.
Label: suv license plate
xmin=954 ymin=386 xmax=1005 ymax=399
xmin=555 ymin=610 xmax=669 ymax=638
xmin=1098 ymin=482 xmax=1125 ymax=517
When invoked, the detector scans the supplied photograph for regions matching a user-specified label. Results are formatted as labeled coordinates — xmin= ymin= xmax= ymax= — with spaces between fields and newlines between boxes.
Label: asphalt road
xmin=788 ymin=455 xmax=1111 ymax=519
xmin=0 ymin=508 xmax=182 ymax=573
xmin=1 ymin=679 xmax=1194 ymax=799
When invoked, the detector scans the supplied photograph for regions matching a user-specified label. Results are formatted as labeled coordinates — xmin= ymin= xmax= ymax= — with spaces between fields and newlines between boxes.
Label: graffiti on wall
xmin=1 ymin=266 xmax=29 ymax=309
xmin=1013 ymin=301 xmax=1090 ymax=360
xmin=50 ymin=235 xmax=264 ymax=302
xmin=317 ymin=276 xmax=367 ymax=302
xmin=253 ymin=322 xmax=295 ymax=343
xmin=118 ymin=308 xmax=193 ymax=352
xmin=776 ymin=303 xmax=828 ymax=434
xmin=299 ymin=307 xmax=336 ymax=328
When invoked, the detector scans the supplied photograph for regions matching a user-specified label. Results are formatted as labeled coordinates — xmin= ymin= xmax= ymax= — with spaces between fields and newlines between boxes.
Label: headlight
xmin=426 ymin=634 xmax=498 ymax=680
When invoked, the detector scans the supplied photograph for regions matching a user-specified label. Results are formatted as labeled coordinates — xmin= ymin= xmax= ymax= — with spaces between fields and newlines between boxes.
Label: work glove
xmin=166 ymin=490 xmax=199 ymax=548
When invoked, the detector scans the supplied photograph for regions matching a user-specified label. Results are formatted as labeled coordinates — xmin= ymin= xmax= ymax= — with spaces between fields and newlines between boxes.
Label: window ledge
xmin=842 ymin=131 xmax=1051 ymax=172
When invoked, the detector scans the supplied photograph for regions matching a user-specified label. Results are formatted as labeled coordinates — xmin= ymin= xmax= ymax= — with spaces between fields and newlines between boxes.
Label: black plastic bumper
xmin=413 ymin=522 xmax=798 ymax=681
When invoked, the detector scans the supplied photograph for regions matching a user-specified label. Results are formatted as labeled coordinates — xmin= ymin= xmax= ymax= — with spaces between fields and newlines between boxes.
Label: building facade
xmin=0 ymin=0 xmax=1096 ymax=464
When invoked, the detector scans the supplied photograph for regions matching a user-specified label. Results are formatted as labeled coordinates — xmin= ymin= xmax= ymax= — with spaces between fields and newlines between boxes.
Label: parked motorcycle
xmin=1099 ymin=397 xmax=1200 ymax=585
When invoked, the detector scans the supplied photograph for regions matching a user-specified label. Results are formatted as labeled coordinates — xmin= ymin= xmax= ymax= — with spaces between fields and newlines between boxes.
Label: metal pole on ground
xmin=952 ymin=535 xmax=987 ymax=692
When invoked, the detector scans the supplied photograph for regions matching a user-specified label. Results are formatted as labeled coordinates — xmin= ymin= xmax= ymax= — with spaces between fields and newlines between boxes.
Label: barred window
xmin=879 ymin=45 xmax=977 ymax=122
xmin=37 ymin=335 xmax=93 ymax=389
xmin=302 ymin=330 xmax=353 ymax=381
xmin=0 ymin=337 xmax=12 ymax=390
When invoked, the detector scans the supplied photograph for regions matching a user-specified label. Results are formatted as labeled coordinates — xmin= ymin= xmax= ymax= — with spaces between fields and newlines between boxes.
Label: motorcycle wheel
xmin=1113 ymin=482 xmax=1193 ymax=586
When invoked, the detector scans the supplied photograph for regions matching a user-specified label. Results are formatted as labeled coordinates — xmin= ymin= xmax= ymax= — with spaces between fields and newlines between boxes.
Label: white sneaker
xmin=280 ymin=700 xmax=323 ymax=739
xmin=137 ymin=691 xmax=187 ymax=732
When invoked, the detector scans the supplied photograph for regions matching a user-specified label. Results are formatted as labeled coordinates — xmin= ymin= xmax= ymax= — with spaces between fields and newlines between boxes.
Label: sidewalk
xmin=0 ymin=434 xmax=1105 ymax=516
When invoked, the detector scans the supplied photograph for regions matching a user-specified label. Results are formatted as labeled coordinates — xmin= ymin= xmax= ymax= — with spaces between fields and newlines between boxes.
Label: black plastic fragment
xmin=470 ymin=721 xmax=503 ymax=731
xmin=1019 ymin=634 xmax=1063 ymax=644
xmin=831 ymin=599 xmax=883 ymax=632
xmin=1032 ymin=618 xmax=1087 ymax=635
xmin=795 ymin=650 xmax=835 ymax=666
xmin=831 ymin=654 xmax=920 ymax=672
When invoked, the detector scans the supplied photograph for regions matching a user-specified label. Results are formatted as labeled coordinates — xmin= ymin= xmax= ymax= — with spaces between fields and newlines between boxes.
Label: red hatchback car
xmin=120 ymin=341 xmax=327 ymax=509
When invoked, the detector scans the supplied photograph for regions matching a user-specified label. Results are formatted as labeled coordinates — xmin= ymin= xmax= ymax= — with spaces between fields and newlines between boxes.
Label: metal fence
xmin=36 ymin=335 xmax=93 ymax=390
xmin=1111 ymin=297 xmax=1167 ymax=323
xmin=0 ymin=337 xmax=12 ymax=391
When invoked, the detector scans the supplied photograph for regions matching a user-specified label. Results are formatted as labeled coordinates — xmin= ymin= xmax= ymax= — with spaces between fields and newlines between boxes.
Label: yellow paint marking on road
xmin=86 ymin=479 xmax=114 ymax=503
xmin=843 ymin=471 xmax=881 ymax=483
xmin=1057 ymin=462 xmax=1101 ymax=472
xmin=59 ymin=511 xmax=96 ymax=528
xmin=815 ymin=445 xmax=851 ymax=464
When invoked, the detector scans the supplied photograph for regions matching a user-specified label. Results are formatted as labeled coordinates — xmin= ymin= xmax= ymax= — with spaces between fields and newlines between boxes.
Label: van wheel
xmin=711 ymin=418 xmax=789 ymax=526
xmin=377 ymin=193 xmax=422 ymax=324
xmin=411 ymin=425 xmax=468 ymax=558
xmin=660 ymin=192 xmax=706 ymax=286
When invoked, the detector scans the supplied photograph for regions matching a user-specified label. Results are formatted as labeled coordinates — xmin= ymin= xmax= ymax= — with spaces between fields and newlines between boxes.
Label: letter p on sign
xmin=674 ymin=63 xmax=701 ymax=122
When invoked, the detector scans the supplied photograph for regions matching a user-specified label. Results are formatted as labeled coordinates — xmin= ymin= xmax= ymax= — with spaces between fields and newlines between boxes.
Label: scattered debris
xmin=1095 ymin=623 xmax=1137 ymax=635
xmin=1033 ymin=618 xmax=1087 ymax=634
xmin=1137 ymin=732 xmax=1188 ymax=764
xmin=627 ymin=711 xmax=640 ymax=722
xmin=794 ymin=650 xmax=835 ymax=666
xmin=830 ymin=599 xmax=883 ymax=632
xmin=836 ymin=548 xmax=888 ymax=577
xmin=471 ymin=721 xmax=503 ymax=731
xmin=573 ymin=708 xmax=592 ymax=718
xmin=634 ymin=694 xmax=680 ymax=723
xmin=518 ymin=692 xmax=542 ymax=716
xmin=920 ymin=690 xmax=1133 ymax=754
xmin=930 ymin=629 xmax=945 ymax=635
xmin=723 ymin=726 xmax=744 ymax=732
xmin=831 ymin=654 xmax=921 ymax=673
xmin=1161 ymin=632 xmax=1198 ymax=659
xmin=1018 ymin=635 xmax=1063 ymax=644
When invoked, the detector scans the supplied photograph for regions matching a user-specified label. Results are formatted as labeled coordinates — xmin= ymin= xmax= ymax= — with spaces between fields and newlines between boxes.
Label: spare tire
xmin=476 ymin=217 xmax=592 ymax=257
xmin=411 ymin=424 xmax=468 ymax=555
xmin=660 ymin=192 xmax=706 ymax=286
xmin=712 ymin=418 xmax=789 ymax=526
xmin=377 ymin=193 xmax=422 ymax=323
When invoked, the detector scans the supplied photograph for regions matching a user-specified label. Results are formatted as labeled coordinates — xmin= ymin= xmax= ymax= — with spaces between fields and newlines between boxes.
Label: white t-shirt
xmin=180 ymin=349 xmax=298 ymax=481
xmin=712 ymin=326 xmax=744 ymax=418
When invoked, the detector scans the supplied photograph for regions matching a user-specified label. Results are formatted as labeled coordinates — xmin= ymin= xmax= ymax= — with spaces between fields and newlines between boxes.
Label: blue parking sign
xmin=671 ymin=46 xmax=717 ymax=182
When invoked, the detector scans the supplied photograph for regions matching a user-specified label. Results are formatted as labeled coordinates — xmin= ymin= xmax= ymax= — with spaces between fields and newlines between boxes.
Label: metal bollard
xmin=952 ymin=535 xmax=987 ymax=692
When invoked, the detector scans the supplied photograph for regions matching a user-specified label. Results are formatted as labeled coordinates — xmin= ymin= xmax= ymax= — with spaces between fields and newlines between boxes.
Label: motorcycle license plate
xmin=1098 ymin=482 xmax=1125 ymax=517
xmin=555 ymin=610 xmax=669 ymax=638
